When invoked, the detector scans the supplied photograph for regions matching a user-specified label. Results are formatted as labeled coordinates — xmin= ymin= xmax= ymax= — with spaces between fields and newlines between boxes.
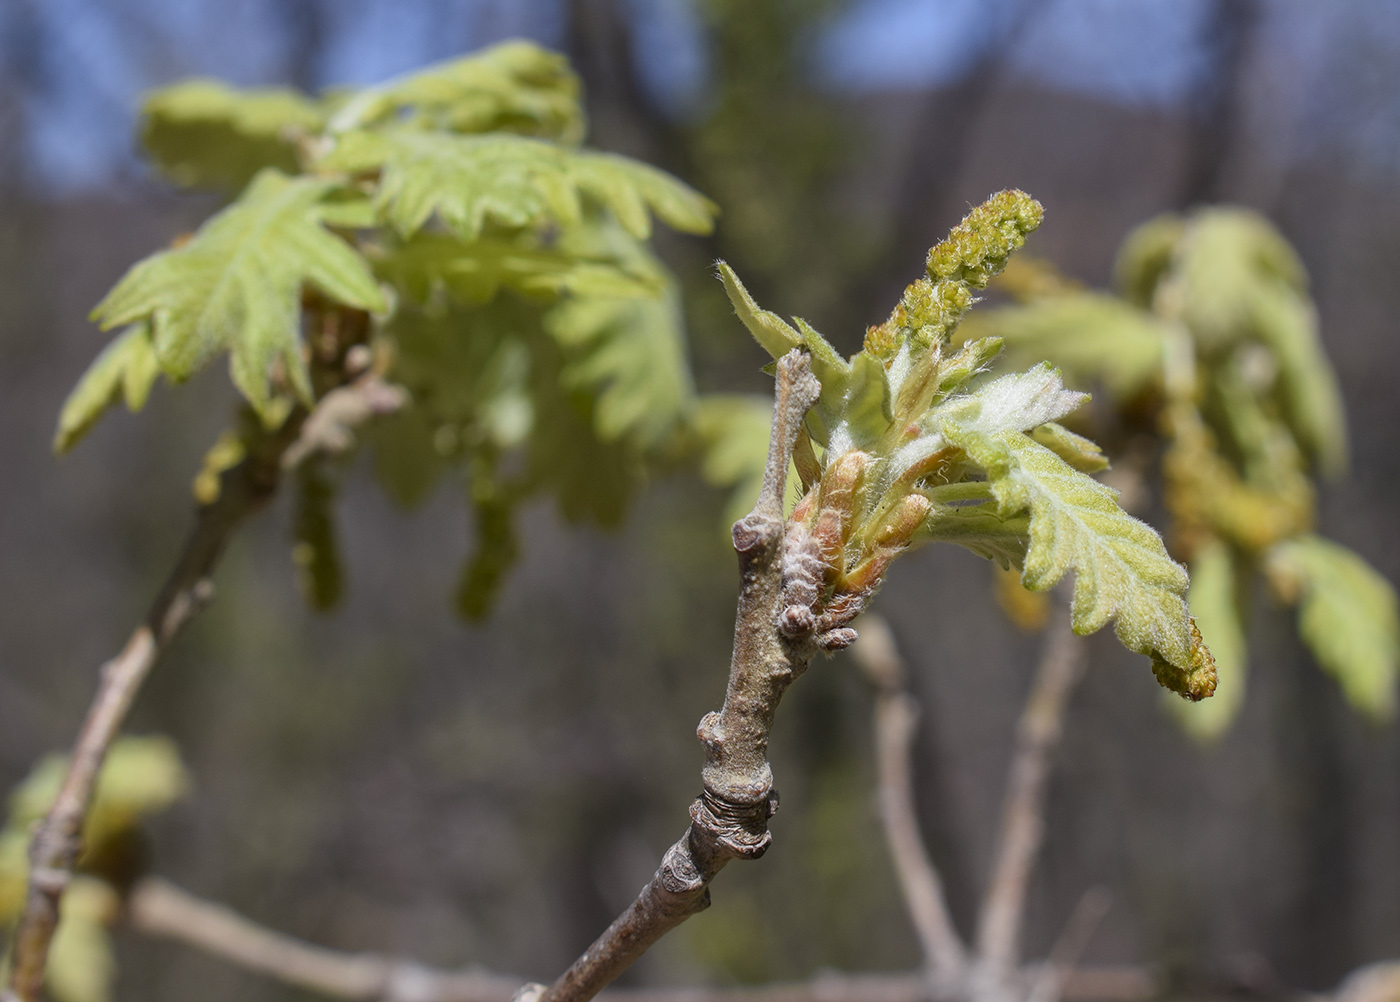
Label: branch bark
xmin=972 ymin=601 xmax=1087 ymax=998
xmin=529 ymin=350 xmax=821 ymax=1002
xmin=851 ymin=616 xmax=968 ymax=987
xmin=2 ymin=416 xmax=299 ymax=1002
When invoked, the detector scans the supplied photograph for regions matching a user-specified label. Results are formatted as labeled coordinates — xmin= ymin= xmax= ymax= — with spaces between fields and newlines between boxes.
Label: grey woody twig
xmin=850 ymin=616 xmax=968 ymax=986
xmin=126 ymin=876 xmax=1150 ymax=1002
xmin=528 ymin=350 xmax=822 ymax=1002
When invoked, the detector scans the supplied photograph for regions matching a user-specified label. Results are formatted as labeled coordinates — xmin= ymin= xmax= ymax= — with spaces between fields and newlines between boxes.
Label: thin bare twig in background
xmin=973 ymin=601 xmax=1087 ymax=998
xmin=126 ymin=876 xmax=1150 ymax=1002
xmin=1026 ymin=889 xmax=1112 ymax=1002
xmin=128 ymin=877 xmax=520 ymax=1002
xmin=4 ymin=307 xmax=381 ymax=1002
xmin=2 ymin=430 xmax=293 ymax=1002
xmin=851 ymin=616 xmax=968 ymax=987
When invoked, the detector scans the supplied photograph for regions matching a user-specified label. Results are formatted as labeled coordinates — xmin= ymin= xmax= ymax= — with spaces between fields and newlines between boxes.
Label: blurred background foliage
xmin=2 ymin=1 xmax=1400 ymax=999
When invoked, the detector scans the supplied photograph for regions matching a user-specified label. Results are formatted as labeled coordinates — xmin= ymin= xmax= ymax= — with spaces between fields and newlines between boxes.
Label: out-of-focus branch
xmin=851 ymin=616 xmax=968 ymax=986
xmin=973 ymin=601 xmax=1087 ymax=996
xmin=528 ymin=350 xmax=822 ymax=1002
xmin=129 ymin=877 xmax=520 ymax=1002
xmin=127 ymin=876 xmax=1151 ymax=1002
xmin=5 ymin=306 xmax=376 ymax=1002
xmin=2 ymin=422 xmax=296 ymax=1002
xmin=1026 ymin=888 xmax=1112 ymax=1002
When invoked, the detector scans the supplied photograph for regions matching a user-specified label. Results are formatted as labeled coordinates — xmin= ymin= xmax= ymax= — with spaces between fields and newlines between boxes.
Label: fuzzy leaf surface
xmin=943 ymin=424 xmax=1209 ymax=696
xmin=932 ymin=363 xmax=1088 ymax=437
xmin=715 ymin=262 xmax=801 ymax=359
xmin=90 ymin=170 xmax=385 ymax=417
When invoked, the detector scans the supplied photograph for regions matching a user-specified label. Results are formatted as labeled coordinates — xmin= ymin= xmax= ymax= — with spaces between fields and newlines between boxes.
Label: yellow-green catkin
xmin=865 ymin=189 xmax=1044 ymax=358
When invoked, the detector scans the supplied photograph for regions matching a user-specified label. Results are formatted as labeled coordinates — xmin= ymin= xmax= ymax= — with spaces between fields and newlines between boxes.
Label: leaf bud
xmin=820 ymin=449 xmax=870 ymax=522
xmin=873 ymin=493 xmax=932 ymax=548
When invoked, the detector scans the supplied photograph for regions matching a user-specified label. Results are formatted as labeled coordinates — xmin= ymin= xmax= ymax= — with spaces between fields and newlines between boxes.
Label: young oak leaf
xmin=545 ymin=283 xmax=693 ymax=447
xmin=930 ymin=362 xmax=1088 ymax=437
xmin=369 ymin=232 xmax=659 ymax=305
xmin=941 ymin=424 xmax=1213 ymax=699
xmin=329 ymin=40 xmax=585 ymax=142
xmin=318 ymin=130 xmax=715 ymax=241
xmin=89 ymin=170 xmax=386 ymax=419
xmin=140 ymin=79 xmax=326 ymax=192
xmin=54 ymin=323 xmax=159 ymax=453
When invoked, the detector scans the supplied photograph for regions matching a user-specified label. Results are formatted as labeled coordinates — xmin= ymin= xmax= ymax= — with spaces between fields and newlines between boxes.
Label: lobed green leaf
xmin=89 ymin=170 xmax=386 ymax=419
xmin=140 ymin=79 xmax=325 ymax=191
xmin=319 ymin=130 xmax=715 ymax=241
xmin=54 ymin=324 xmax=160 ymax=453
xmin=330 ymin=40 xmax=585 ymax=142
xmin=942 ymin=424 xmax=1210 ymax=697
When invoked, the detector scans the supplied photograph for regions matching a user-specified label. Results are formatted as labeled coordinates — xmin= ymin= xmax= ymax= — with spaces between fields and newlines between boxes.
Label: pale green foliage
xmin=320 ymin=130 xmax=715 ymax=241
xmin=141 ymin=80 xmax=326 ymax=192
xmin=1162 ymin=210 xmax=1346 ymax=476
xmin=693 ymin=395 xmax=775 ymax=525
xmin=1031 ymin=422 xmax=1108 ymax=473
xmin=88 ymin=170 xmax=386 ymax=420
xmin=960 ymin=293 xmax=1169 ymax=399
xmin=42 ymin=880 xmax=117 ymax=1002
xmin=1 ymin=738 xmax=188 ymax=1002
xmin=58 ymin=41 xmax=718 ymax=617
xmin=54 ymin=324 xmax=159 ymax=453
xmin=368 ymin=230 xmax=658 ymax=306
xmin=717 ymin=191 xmax=1210 ymax=693
xmin=546 ymin=282 xmax=691 ymax=447
xmin=6 ymin=736 xmax=189 ymax=844
xmin=1171 ymin=539 xmax=1249 ymax=739
xmin=1268 ymin=536 xmax=1400 ymax=719
xmin=328 ymin=40 xmax=585 ymax=141
xmin=970 ymin=206 xmax=1397 ymax=728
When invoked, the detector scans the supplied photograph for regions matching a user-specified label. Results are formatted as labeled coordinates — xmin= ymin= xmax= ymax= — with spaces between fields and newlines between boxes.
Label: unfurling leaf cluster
xmin=1 ymin=738 xmax=189 ymax=1002
xmin=56 ymin=40 xmax=718 ymax=618
xmin=714 ymin=191 xmax=1214 ymax=699
xmin=965 ymin=207 xmax=1398 ymax=735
